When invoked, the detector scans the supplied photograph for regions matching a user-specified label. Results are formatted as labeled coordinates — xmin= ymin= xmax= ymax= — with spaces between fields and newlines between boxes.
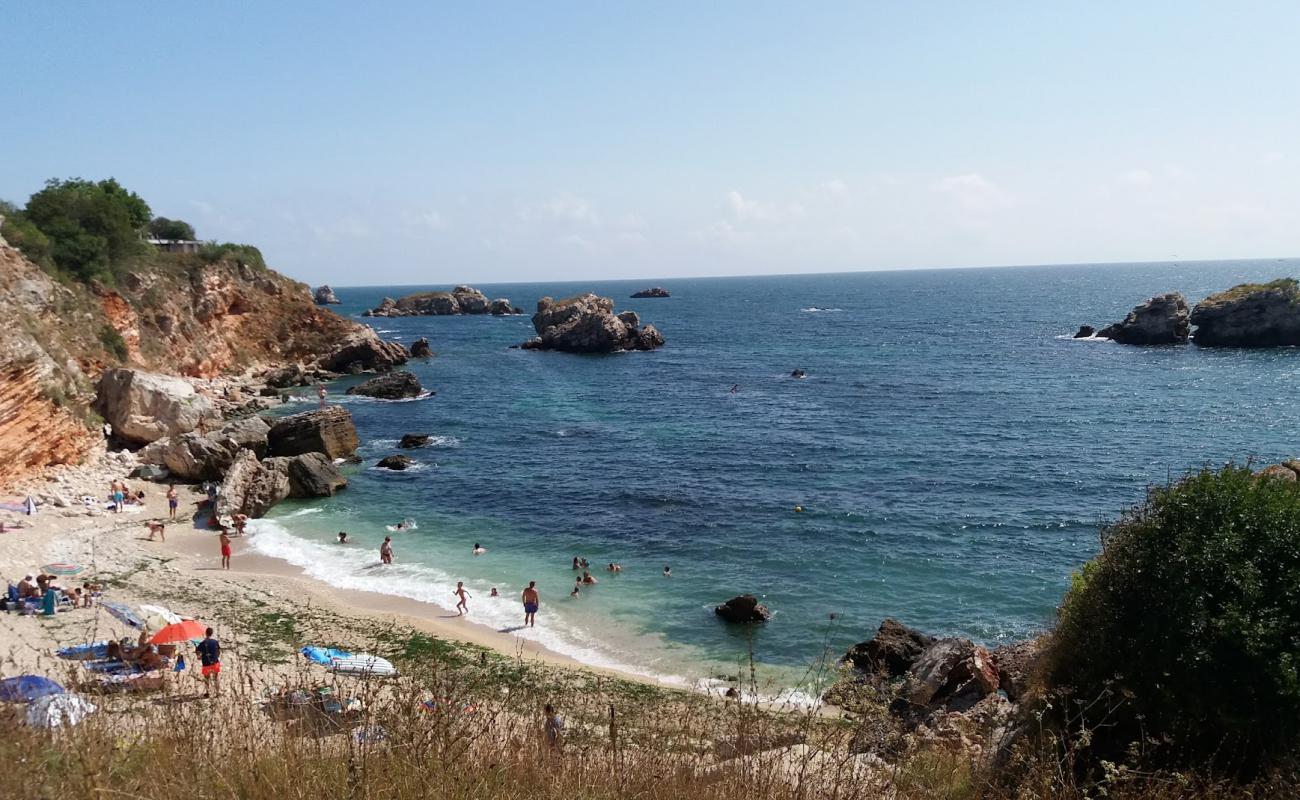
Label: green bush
xmin=197 ymin=241 xmax=266 ymax=270
xmin=98 ymin=326 xmax=128 ymax=361
xmin=21 ymin=178 xmax=151 ymax=283
xmin=148 ymin=216 xmax=196 ymax=240
xmin=1045 ymin=465 xmax=1300 ymax=775
xmin=0 ymin=201 xmax=53 ymax=268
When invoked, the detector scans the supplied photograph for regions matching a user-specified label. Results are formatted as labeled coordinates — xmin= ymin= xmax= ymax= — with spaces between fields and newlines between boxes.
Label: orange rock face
xmin=0 ymin=362 xmax=94 ymax=488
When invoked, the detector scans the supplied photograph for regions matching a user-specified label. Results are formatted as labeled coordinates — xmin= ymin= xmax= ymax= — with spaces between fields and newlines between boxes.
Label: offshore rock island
xmin=363 ymin=285 xmax=522 ymax=317
xmin=1081 ymin=278 xmax=1300 ymax=347
xmin=520 ymin=292 xmax=665 ymax=353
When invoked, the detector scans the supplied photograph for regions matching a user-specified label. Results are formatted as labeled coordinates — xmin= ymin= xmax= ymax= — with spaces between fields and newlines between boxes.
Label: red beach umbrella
xmin=149 ymin=620 xmax=207 ymax=645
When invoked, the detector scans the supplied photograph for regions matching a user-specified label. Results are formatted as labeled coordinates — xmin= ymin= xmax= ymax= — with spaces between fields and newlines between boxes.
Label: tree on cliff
xmin=20 ymin=178 xmax=152 ymax=282
xmin=1045 ymin=464 xmax=1300 ymax=776
xmin=148 ymin=216 xmax=196 ymax=241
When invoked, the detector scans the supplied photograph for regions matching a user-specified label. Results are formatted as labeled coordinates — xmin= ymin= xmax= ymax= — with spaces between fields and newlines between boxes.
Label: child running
xmin=454 ymin=581 xmax=471 ymax=615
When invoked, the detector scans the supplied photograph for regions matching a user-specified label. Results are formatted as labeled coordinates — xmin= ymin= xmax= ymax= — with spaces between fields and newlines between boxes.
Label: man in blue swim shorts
xmin=522 ymin=581 xmax=539 ymax=627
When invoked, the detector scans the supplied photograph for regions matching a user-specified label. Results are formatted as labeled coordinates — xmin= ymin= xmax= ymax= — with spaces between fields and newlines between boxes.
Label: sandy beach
xmin=0 ymin=444 xmax=677 ymax=690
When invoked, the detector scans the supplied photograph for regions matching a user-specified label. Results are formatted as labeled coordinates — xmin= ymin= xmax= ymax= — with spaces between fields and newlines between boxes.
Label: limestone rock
xmin=313 ymin=285 xmax=341 ymax=304
xmin=1258 ymin=463 xmax=1300 ymax=481
xmin=398 ymin=433 xmax=431 ymax=449
xmin=267 ymin=406 xmax=359 ymax=459
xmin=1190 ymin=278 xmax=1300 ymax=347
xmin=363 ymin=286 xmax=519 ymax=317
xmin=216 ymin=449 xmax=289 ymax=519
xmin=522 ymin=293 xmax=666 ymax=353
xmin=376 ymin=454 xmax=413 ymax=471
xmin=989 ymin=637 xmax=1044 ymax=703
xmin=286 ymin=452 xmax=347 ymax=497
xmin=345 ymin=370 xmax=425 ymax=400
xmin=714 ymin=594 xmax=771 ymax=623
xmin=631 ymin=287 xmax=670 ymax=298
xmin=95 ymin=368 xmax=217 ymax=445
xmin=1097 ymin=293 xmax=1190 ymax=345
xmin=318 ymin=332 xmax=408 ymax=374
xmin=151 ymin=416 xmax=270 ymax=482
xmin=408 ymin=337 xmax=434 ymax=358
xmin=903 ymin=639 xmax=1000 ymax=714
xmin=843 ymin=618 xmax=937 ymax=678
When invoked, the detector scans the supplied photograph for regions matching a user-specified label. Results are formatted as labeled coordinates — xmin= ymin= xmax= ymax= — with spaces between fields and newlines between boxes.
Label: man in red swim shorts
xmin=196 ymin=627 xmax=221 ymax=698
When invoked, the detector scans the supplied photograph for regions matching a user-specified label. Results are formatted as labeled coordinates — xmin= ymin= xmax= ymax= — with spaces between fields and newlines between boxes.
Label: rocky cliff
xmin=0 ymin=239 xmax=395 ymax=488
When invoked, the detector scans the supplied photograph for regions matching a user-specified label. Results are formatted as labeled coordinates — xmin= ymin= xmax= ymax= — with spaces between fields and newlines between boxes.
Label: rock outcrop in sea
xmin=266 ymin=406 xmax=360 ymax=460
xmin=714 ymin=594 xmax=771 ymax=623
xmin=408 ymin=337 xmax=434 ymax=358
xmin=631 ymin=287 xmax=670 ymax=298
xmin=313 ymin=285 xmax=341 ymax=304
xmin=345 ymin=370 xmax=425 ymax=400
xmin=520 ymin=293 xmax=665 ymax=353
xmin=376 ymin=454 xmax=413 ymax=471
xmin=1189 ymin=279 xmax=1300 ymax=347
xmin=398 ymin=433 xmax=430 ymax=448
xmin=318 ymin=332 xmax=409 ymax=374
xmin=1096 ymin=292 xmax=1190 ymax=345
xmin=363 ymin=286 xmax=522 ymax=317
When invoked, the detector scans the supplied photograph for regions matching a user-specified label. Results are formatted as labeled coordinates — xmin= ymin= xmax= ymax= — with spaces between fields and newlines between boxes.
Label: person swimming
xmin=472 ymin=543 xmax=487 ymax=555
xmin=338 ymin=531 xmax=349 ymax=543
xmin=489 ymin=587 xmax=499 ymax=597
xmin=606 ymin=562 xmax=622 ymax=572
xmin=572 ymin=557 xmax=581 ymax=570
xmin=570 ymin=580 xmax=581 ymax=598
xmin=581 ymin=571 xmax=598 ymax=585
xmin=663 ymin=565 xmax=672 ymax=577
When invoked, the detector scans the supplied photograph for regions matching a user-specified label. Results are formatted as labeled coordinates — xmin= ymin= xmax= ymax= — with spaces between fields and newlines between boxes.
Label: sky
xmin=2 ymin=2 xmax=1299 ymax=285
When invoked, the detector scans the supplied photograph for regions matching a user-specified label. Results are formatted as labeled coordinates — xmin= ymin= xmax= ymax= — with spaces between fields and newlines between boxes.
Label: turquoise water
xmin=251 ymin=259 xmax=1300 ymax=688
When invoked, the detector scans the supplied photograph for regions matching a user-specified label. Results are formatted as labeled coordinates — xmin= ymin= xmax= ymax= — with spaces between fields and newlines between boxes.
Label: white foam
xmin=800 ymin=307 xmax=843 ymax=313
xmin=337 ymin=391 xmax=436 ymax=405
xmin=1055 ymin=334 xmax=1112 ymax=342
xmin=244 ymin=519 xmax=764 ymax=695
xmin=282 ymin=507 xmax=324 ymax=518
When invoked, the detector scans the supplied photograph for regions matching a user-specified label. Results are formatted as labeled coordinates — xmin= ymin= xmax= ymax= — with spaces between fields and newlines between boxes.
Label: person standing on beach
xmin=196 ymin=628 xmax=221 ymax=698
xmin=166 ymin=484 xmax=178 ymax=520
xmin=380 ymin=536 xmax=394 ymax=564
xmin=111 ymin=481 xmax=124 ymax=513
xmin=317 ymin=383 xmax=327 ymax=408
xmin=522 ymin=581 xmax=539 ymax=627
xmin=219 ymin=530 xmax=232 ymax=570
xmin=454 ymin=581 xmax=471 ymax=615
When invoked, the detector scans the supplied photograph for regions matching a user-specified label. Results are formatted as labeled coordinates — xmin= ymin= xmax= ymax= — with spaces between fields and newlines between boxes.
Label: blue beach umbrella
xmin=0 ymin=675 xmax=65 ymax=702
xmin=102 ymin=601 xmax=145 ymax=629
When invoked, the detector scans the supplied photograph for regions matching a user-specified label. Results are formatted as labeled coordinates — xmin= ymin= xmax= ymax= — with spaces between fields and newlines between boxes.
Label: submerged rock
xmin=345 ymin=370 xmax=424 ymax=400
xmin=714 ymin=594 xmax=771 ymax=623
xmin=1190 ymin=278 xmax=1300 ymax=347
xmin=266 ymin=406 xmax=359 ymax=460
xmin=398 ymin=433 xmax=431 ymax=449
xmin=408 ymin=337 xmax=434 ymax=358
xmin=313 ymin=285 xmax=341 ymax=304
xmin=1097 ymin=293 xmax=1190 ymax=345
xmin=522 ymin=293 xmax=665 ymax=353
xmin=376 ymin=454 xmax=413 ymax=471
xmin=1072 ymin=325 xmax=1095 ymax=339
xmin=631 ymin=287 xmax=670 ymax=298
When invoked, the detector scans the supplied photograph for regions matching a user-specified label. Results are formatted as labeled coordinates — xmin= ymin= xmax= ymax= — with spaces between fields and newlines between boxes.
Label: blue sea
xmin=250 ymin=259 xmax=1300 ymax=692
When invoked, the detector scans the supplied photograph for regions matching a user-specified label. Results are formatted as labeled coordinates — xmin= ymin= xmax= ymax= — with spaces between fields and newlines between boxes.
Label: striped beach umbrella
xmin=41 ymin=563 xmax=83 ymax=576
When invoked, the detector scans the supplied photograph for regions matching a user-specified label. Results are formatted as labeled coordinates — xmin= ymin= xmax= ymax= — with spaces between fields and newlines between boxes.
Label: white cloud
xmin=725 ymin=190 xmax=805 ymax=223
xmin=932 ymin=173 xmax=1012 ymax=212
xmin=821 ymin=178 xmax=849 ymax=198
xmin=540 ymin=192 xmax=597 ymax=223
xmin=556 ymin=233 xmax=595 ymax=251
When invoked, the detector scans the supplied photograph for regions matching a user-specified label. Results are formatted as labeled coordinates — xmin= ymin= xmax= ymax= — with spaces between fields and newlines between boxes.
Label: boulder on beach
xmin=521 ymin=293 xmax=665 ymax=353
xmin=398 ymin=433 xmax=431 ymax=449
xmin=145 ymin=416 xmax=271 ymax=481
xmin=1190 ymin=278 xmax=1300 ymax=347
xmin=714 ymin=594 xmax=771 ymax=623
xmin=408 ymin=337 xmax=434 ymax=358
xmin=1096 ymin=292 xmax=1190 ymax=345
xmin=95 ymin=368 xmax=218 ymax=445
xmin=217 ymin=449 xmax=347 ymax=518
xmin=284 ymin=451 xmax=348 ymax=497
xmin=345 ymin=370 xmax=425 ymax=400
xmin=376 ymin=454 xmax=413 ymax=471
xmin=631 ymin=287 xmax=670 ymax=298
xmin=842 ymin=618 xmax=936 ymax=677
xmin=313 ymin=285 xmax=341 ymax=304
xmin=267 ymin=406 xmax=359 ymax=460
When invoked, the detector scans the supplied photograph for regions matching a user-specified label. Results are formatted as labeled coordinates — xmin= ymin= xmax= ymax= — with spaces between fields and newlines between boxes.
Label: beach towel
xmin=300 ymin=646 xmax=352 ymax=666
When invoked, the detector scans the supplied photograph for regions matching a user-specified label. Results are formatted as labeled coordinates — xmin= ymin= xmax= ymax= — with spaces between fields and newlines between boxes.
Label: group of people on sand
xmin=108 ymin=480 xmax=146 ymax=512
xmin=16 ymin=574 xmax=98 ymax=607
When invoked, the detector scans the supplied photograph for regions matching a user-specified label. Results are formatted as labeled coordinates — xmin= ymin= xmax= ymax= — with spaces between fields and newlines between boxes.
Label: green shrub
xmin=1045 ymin=465 xmax=1300 ymax=775
xmin=148 ymin=216 xmax=196 ymax=240
xmin=98 ymin=326 xmax=128 ymax=361
xmin=20 ymin=177 xmax=151 ymax=283
xmin=0 ymin=201 xmax=53 ymax=268
xmin=197 ymin=241 xmax=265 ymax=270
